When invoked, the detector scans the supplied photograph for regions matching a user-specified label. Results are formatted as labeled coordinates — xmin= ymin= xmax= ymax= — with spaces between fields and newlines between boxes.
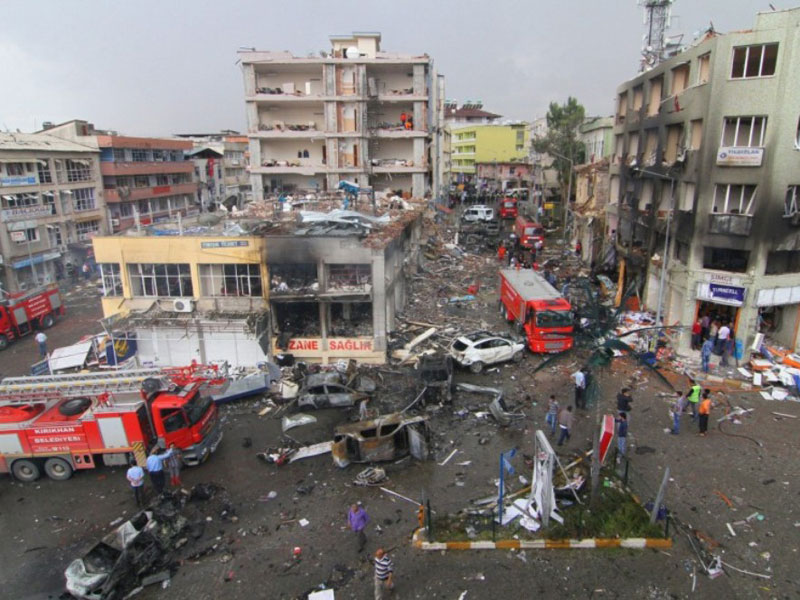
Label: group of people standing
xmin=692 ymin=314 xmax=737 ymax=372
xmin=347 ymin=502 xmax=395 ymax=599
xmin=669 ymin=382 xmax=715 ymax=436
xmin=125 ymin=444 xmax=182 ymax=507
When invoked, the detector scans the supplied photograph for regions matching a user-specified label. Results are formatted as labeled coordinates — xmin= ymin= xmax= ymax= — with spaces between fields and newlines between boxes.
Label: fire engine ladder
xmin=0 ymin=368 xmax=167 ymax=403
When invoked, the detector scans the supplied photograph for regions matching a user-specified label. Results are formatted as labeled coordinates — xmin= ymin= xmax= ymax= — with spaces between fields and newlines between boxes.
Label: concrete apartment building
xmin=607 ymin=7 xmax=800 ymax=352
xmin=92 ymin=207 xmax=423 ymax=366
xmin=0 ymin=133 xmax=107 ymax=292
xmin=451 ymin=123 xmax=530 ymax=184
xmin=44 ymin=120 xmax=197 ymax=233
xmin=177 ymin=131 xmax=251 ymax=211
xmin=239 ymin=32 xmax=444 ymax=201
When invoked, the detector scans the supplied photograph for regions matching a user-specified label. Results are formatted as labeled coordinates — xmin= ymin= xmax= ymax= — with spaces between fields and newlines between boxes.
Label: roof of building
xmin=186 ymin=146 xmax=225 ymax=158
xmin=0 ymin=132 xmax=97 ymax=153
xmin=445 ymin=106 xmax=501 ymax=120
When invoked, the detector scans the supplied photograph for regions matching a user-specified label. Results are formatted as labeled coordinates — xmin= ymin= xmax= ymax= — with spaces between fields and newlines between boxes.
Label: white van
xmin=462 ymin=205 xmax=495 ymax=222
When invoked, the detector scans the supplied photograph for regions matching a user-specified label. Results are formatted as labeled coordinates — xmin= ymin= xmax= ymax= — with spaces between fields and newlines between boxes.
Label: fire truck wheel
xmin=44 ymin=457 xmax=73 ymax=481
xmin=41 ymin=313 xmax=55 ymax=329
xmin=11 ymin=459 xmax=41 ymax=482
xmin=0 ymin=334 xmax=8 ymax=350
xmin=469 ymin=361 xmax=484 ymax=374
xmin=512 ymin=350 xmax=524 ymax=363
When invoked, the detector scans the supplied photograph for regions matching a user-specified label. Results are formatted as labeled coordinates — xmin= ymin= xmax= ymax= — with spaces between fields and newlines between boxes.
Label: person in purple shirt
xmin=347 ymin=502 xmax=369 ymax=553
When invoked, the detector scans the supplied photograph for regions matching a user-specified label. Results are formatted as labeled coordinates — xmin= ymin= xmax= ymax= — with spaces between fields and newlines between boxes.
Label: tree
xmin=532 ymin=97 xmax=586 ymax=203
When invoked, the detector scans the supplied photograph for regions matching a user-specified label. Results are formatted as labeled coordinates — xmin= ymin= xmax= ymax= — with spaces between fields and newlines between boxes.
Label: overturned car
xmin=332 ymin=413 xmax=431 ymax=468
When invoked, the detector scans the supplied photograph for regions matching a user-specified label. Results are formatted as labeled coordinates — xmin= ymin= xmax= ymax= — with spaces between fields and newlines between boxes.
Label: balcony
xmin=104 ymin=182 xmax=197 ymax=203
xmin=250 ymin=164 xmax=325 ymax=176
xmin=708 ymin=213 xmax=752 ymax=236
xmin=100 ymin=161 xmax=194 ymax=176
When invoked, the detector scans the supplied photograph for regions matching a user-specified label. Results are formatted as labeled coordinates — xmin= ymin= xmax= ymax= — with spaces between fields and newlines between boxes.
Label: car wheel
xmin=11 ymin=459 xmax=41 ymax=482
xmin=0 ymin=334 xmax=8 ymax=351
xmin=41 ymin=313 xmax=55 ymax=329
xmin=469 ymin=361 xmax=484 ymax=374
xmin=44 ymin=457 xmax=74 ymax=481
xmin=512 ymin=350 xmax=524 ymax=363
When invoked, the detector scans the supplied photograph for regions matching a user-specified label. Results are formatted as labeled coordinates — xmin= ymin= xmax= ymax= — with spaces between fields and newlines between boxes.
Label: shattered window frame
xmin=99 ymin=263 xmax=122 ymax=297
xmin=199 ymin=263 xmax=262 ymax=297
xmin=127 ymin=263 xmax=193 ymax=298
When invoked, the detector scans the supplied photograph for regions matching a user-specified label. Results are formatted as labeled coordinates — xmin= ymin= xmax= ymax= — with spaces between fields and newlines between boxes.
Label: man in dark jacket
xmin=616 ymin=387 xmax=633 ymax=422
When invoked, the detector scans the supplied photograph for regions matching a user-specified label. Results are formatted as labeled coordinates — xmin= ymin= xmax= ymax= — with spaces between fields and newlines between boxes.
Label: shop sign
xmin=200 ymin=240 xmax=249 ymax=248
xmin=705 ymin=273 xmax=741 ymax=286
xmin=0 ymin=175 xmax=37 ymax=186
xmin=697 ymin=281 xmax=746 ymax=306
xmin=1 ymin=205 xmax=52 ymax=222
xmin=716 ymin=147 xmax=763 ymax=167
xmin=328 ymin=338 xmax=373 ymax=352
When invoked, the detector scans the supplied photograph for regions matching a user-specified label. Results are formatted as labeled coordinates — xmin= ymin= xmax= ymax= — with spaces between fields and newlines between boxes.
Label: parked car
xmin=448 ymin=331 xmax=526 ymax=373
xmin=296 ymin=371 xmax=374 ymax=409
xmin=462 ymin=205 xmax=495 ymax=223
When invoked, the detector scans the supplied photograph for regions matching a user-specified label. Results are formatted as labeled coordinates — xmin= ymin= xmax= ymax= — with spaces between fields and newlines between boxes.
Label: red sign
xmin=152 ymin=185 xmax=171 ymax=194
xmin=599 ymin=414 xmax=615 ymax=464
xmin=329 ymin=339 xmax=373 ymax=352
xmin=288 ymin=339 xmax=320 ymax=351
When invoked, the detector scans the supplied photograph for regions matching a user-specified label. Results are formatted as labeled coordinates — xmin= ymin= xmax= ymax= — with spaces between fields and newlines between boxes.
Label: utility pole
xmin=548 ymin=150 xmax=574 ymax=244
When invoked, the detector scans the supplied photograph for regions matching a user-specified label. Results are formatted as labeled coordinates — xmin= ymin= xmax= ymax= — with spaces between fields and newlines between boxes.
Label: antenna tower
xmin=639 ymin=0 xmax=674 ymax=71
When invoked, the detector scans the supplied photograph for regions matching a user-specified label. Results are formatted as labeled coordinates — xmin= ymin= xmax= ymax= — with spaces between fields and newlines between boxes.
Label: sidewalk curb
xmin=411 ymin=528 xmax=672 ymax=550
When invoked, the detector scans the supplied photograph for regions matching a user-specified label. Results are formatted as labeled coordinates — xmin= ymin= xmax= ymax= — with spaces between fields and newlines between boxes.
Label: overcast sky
xmin=0 ymin=0 xmax=778 ymax=136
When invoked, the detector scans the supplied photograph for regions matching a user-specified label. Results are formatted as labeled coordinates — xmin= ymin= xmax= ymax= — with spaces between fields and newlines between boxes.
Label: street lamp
xmin=547 ymin=150 xmax=574 ymax=243
xmin=631 ymin=167 xmax=677 ymax=343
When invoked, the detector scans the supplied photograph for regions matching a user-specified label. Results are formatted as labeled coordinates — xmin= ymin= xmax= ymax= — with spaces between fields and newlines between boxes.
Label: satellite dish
xmin=345 ymin=46 xmax=359 ymax=59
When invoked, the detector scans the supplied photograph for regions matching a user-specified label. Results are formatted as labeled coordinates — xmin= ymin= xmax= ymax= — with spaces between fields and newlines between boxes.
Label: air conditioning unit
xmin=171 ymin=298 xmax=195 ymax=313
xmin=111 ymin=218 xmax=120 ymax=227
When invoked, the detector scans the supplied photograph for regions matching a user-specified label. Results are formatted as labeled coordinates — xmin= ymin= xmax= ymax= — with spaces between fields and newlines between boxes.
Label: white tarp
xmin=48 ymin=341 xmax=93 ymax=372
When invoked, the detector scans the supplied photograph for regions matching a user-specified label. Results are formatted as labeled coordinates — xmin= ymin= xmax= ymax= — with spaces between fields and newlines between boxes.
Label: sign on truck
xmin=499 ymin=268 xmax=573 ymax=353
xmin=0 ymin=365 xmax=224 ymax=482
xmin=0 ymin=283 xmax=64 ymax=350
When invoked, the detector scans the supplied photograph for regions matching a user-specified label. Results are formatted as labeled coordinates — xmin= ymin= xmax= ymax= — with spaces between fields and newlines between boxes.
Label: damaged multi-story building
xmin=91 ymin=203 xmax=423 ymax=367
xmin=239 ymin=32 xmax=445 ymax=201
xmin=607 ymin=7 xmax=800 ymax=352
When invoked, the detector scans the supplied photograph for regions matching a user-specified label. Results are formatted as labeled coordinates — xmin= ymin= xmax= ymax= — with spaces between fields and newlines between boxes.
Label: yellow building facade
xmin=451 ymin=123 xmax=530 ymax=181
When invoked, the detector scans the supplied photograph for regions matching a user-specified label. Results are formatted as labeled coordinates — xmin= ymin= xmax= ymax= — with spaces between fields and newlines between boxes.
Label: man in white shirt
xmin=126 ymin=458 xmax=145 ymax=507
xmin=716 ymin=323 xmax=731 ymax=355
xmin=572 ymin=368 xmax=587 ymax=409
xmin=35 ymin=331 xmax=48 ymax=357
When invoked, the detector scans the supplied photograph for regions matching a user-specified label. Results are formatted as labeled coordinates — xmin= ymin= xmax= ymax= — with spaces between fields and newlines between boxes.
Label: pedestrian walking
xmin=572 ymin=368 xmax=587 ymax=409
xmin=687 ymin=381 xmax=702 ymax=421
xmin=126 ymin=458 xmax=145 ymax=507
xmin=691 ymin=319 xmax=702 ymax=350
xmin=373 ymin=548 xmax=394 ymax=600
xmin=701 ymin=337 xmax=714 ymax=373
xmin=35 ymin=331 xmax=48 ymax=357
xmin=615 ymin=412 xmax=629 ymax=458
xmin=545 ymin=395 xmax=559 ymax=436
xmin=82 ymin=262 xmax=91 ymax=280
xmin=556 ymin=405 xmax=574 ymax=446
xmin=145 ymin=446 xmax=173 ymax=495
xmin=164 ymin=443 xmax=182 ymax=488
xmin=698 ymin=390 xmax=713 ymax=436
xmin=616 ymin=387 xmax=633 ymax=422
xmin=669 ymin=392 xmax=682 ymax=435
xmin=347 ymin=502 xmax=369 ymax=553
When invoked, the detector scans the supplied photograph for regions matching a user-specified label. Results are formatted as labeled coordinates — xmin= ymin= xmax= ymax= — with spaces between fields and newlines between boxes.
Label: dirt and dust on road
xmin=1 ymin=208 xmax=799 ymax=600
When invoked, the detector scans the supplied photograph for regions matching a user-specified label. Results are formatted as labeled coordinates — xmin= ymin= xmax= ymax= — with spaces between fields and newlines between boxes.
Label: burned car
xmin=416 ymin=354 xmax=454 ymax=404
xmin=296 ymin=371 xmax=375 ymax=409
xmin=448 ymin=331 xmax=525 ymax=373
xmin=332 ymin=413 xmax=431 ymax=468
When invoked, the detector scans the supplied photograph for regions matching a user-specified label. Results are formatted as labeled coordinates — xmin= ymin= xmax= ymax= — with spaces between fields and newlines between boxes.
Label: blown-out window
xmin=199 ymin=264 xmax=262 ymax=297
xmin=99 ymin=263 xmax=122 ymax=296
xmin=712 ymin=184 xmax=757 ymax=215
xmin=128 ymin=263 xmax=192 ymax=297
xmin=731 ymin=44 xmax=778 ymax=79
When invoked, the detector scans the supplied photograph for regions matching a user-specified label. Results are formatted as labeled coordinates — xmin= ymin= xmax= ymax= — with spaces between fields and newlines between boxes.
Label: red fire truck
xmin=0 ymin=365 xmax=224 ymax=482
xmin=514 ymin=215 xmax=545 ymax=250
xmin=499 ymin=197 xmax=518 ymax=219
xmin=0 ymin=283 xmax=64 ymax=350
xmin=499 ymin=268 xmax=573 ymax=353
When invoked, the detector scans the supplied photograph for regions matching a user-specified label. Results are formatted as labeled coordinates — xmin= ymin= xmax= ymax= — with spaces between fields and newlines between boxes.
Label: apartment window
xmin=665 ymin=123 xmax=684 ymax=163
xmin=703 ymin=247 xmax=749 ymax=272
xmin=731 ymin=43 xmax=778 ymax=79
xmin=647 ymin=76 xmax=663 ymax=116
xmin=674 ymin=241 xmax=690 ymax=265
xmin=37 ymin=160 xmax=52 ymax=183
xmin=76 ymin=220 xmax=100 ymax=241
xmin=6 ymin=162 xmax=29 ymax=176
xmin=632 ymin=85 xmax=644 ymax=111
xmin=785 ymin=185 xmax=800 ymax=217
xmin=516 ymin=145 xmax=524 ymax=151
xmin=720 ymin=116 xmax=766 ymax=147
xmin=113 ymin=148 xmax=127 ymax=162
xmin=99 ymin=263 xmax=123 ymax=296
xmin=679 ymin=182 xmax=696 ymax=211
xmin=156 ymin=174 xmax=169 ymax=186
xmin=616 ymin=92 xmax=628 ymax=121
xmin=131 ymin=149 xmax=148 ymax=162
xmin=72 ymin=188 xmax=96 ymax=211
xmin=644 ymin=129 xmax=658 ymax=163
xmin=128 ymin=263 xmax=193 ymax=297
xmin=713 ymin=184 xmax=756 ymax=215
xmin=3 ymin=193 xmax=39 ymax=208
xmin=696 ymin=53 xmax=711 ymax=84
xmin=516 ymin=130 xmax=524 ymax=143
xmin=64 ymin=159 xmax=92 ymax=182
xmin=690 ymin=119 xmax=703 ymax=150
xmin=152 ymin=150 xmax=164 ymax=162
xmin=766 ymin=251 xmax=800 ymax=275
xmin=138 ymin=200 xmax=150 ymax=214
xmin=13 ymin=227 xmax=39 ymax=244
xmin=199 ymin=264 xmax=262 ymax=297
xmin=628 ymin=132 xmax=640 ymax=157
xmin=671 ymin=63 xmax=690 ymax=95
xmin=134 ymin=175 xmax=150 ymax=188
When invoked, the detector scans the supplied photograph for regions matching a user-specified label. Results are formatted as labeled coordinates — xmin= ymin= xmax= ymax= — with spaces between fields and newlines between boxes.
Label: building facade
xmin=0 ymin=133 xmax=107 ymax=292
xmin=607 ymin=7 xmax=800 ymax=352
xmin=579 ymin=116 xmax=615 ymax=163
xmin=240 ymin=32 xmax=442 ymax=201
xmin=451 ymin=123 xmax=530 ymax=183
xmin=475 ymin=161 xmax=532 ymax=192
xmin=44 ymin=121 xmax=198 ymax=233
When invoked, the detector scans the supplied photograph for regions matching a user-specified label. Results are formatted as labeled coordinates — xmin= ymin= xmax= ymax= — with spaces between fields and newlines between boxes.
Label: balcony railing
xmin=708 ymin=213 xmax=753 ymax=236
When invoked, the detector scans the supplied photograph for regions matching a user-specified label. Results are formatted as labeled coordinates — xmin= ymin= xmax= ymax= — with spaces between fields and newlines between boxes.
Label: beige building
xmin=239 ymin=32 xmax=444 ymax=201
xmin=0 ymin=133 xmax=107 ymax=292
xmin=608 ymin=7 xmax=800 ymax=353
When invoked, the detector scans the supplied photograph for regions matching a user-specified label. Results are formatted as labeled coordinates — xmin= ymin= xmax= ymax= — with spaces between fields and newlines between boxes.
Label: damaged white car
xmin=448 ymin=331 xmax=525 ymax=373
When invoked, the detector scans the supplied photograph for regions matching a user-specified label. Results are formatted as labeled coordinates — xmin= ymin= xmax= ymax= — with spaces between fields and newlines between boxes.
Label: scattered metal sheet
xmin=281 ymin=413 xmax=318 ymax=432
xmin=288 ymin=441 xmax=333 ymax=463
